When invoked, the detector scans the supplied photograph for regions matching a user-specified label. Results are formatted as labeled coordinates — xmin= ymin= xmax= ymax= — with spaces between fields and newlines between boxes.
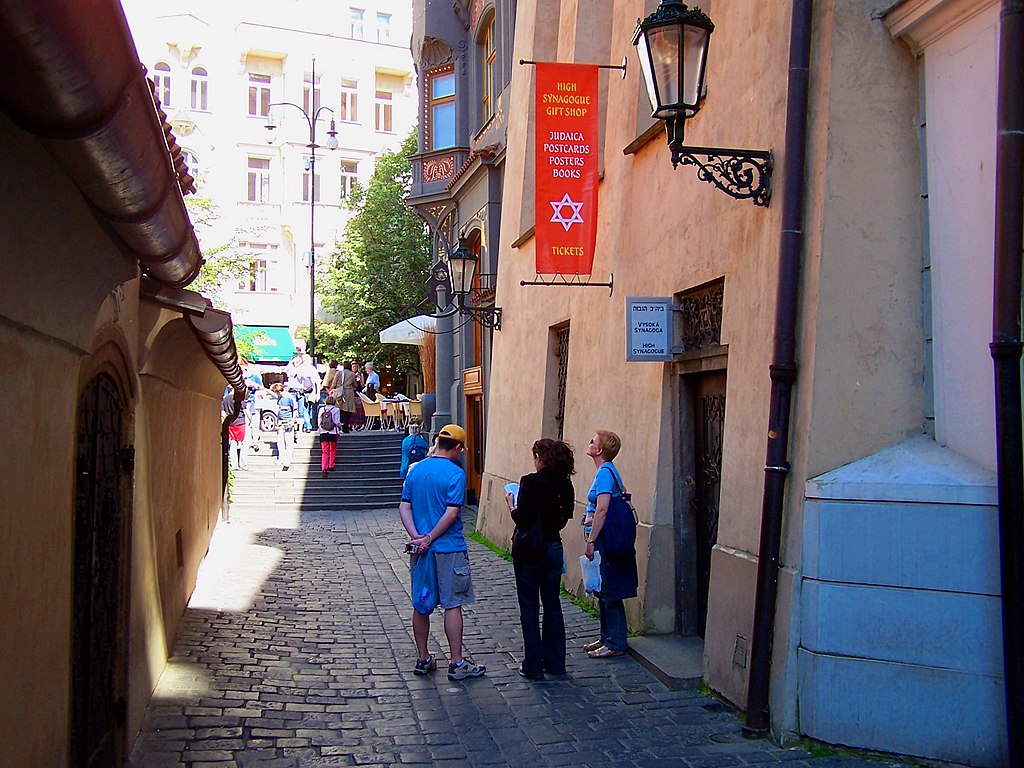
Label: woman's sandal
xmin=582 ymin=640 xmax=604 ymax=652
xmin=588 ymin=646 xmax=625 ymax=659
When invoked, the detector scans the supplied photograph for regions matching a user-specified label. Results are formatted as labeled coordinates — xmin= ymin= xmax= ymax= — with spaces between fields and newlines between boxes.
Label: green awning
xmin=235 ymin=325 xmax=296 ymax=363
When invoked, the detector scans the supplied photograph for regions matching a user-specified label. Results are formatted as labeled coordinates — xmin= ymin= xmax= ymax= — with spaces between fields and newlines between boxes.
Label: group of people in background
xmin=225 ymin=355 xmax=390 ymax=473
xmin=400 ymin=426 xmax=637 ymax=683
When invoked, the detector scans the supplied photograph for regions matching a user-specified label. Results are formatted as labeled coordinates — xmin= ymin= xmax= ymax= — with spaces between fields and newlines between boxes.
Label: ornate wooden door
xmin=678 ymin=370 xmax=726 ymax=638
xmin=72 ymin=373 xmax=130 ymax=768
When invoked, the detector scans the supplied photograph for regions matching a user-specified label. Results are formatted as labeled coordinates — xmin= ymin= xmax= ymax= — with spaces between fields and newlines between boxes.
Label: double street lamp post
xmin=265 ymin=57 xmax=338 ymax=359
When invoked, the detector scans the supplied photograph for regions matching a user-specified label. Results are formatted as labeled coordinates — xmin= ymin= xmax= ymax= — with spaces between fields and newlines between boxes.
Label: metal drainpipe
xmin=742 ymin=0 xmax=813 ymax=737
xmin=990 ymin=1 xmax=1024 ymax=762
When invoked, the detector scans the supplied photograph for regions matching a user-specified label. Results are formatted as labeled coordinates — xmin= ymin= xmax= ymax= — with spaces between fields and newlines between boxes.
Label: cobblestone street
xmin=129 ymin=505 xmax=904 ymax=768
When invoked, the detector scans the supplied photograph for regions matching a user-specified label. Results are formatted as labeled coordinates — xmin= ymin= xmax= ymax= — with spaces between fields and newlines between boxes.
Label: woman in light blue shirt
xmin=581 ymin=429 xmax=637 ymax=657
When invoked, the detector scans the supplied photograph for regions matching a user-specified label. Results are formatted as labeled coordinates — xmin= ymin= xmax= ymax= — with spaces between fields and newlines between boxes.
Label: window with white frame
xmin=248 ymin=73 xmax=272 ymax=117
xmin=247 ymin=156 xmax=271 ymax=202
xmin=377 ymin=13 xmax=391 ymax=44
xmin=350 ymin=8 xmax=364 ymax=39
xmin=153 ymin=61 xmax=172 ymax=106
xmin=340 ymin=160 xmax=359 ymax=199
xmin=237 ymin=243 xmax=279 ymax=292
xmin=375 ymin=90 xmax=393 ymax=133
xmin=190 ymin=66 xmax=208 ymax=111
xmin=428 ymin=69 xmax=456 ymax=150
xmin=340 ymin=79 xmax=359 ymax=122
xmin=303 ymin=72 xmax=321 ymax=116
xmin=303 ymin=157 xmax=321 ymax=203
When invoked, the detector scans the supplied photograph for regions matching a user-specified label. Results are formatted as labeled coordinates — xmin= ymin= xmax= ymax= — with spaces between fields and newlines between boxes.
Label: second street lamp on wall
xmin=633 ymin=1 xmax=773 ymax=206
xmin=446 ymin=240 xmax=502 ymax=330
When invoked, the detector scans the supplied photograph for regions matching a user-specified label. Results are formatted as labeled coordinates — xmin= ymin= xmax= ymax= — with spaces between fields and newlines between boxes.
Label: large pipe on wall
xmin=989 ymin=0 xmax=1024 ymax=761
xmin=744 ymin=0 xmax=814 ymax=737
xmin=0 ymin=0 xmax=202 ymax=287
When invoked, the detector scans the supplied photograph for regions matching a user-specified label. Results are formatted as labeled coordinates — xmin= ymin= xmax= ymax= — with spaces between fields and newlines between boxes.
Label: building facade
xmin=473 ymin=0 xmax=1012 ymax=764
xmin=407 ymin=0 xmax=517 ymax=500
xmin=122 ymin=0 xmax=417 ymax=347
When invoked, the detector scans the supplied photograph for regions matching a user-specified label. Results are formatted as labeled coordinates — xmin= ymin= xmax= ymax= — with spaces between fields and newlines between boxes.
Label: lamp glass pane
xmin=682 ymin=25 xmax=709 ymax=108
xmin=448 ymin=253 xmax=477 ymax=295
xmin=635 ymin=33 xmax=659 ymax=115
xmin=649 ymin=24 xmax=681 ymax=112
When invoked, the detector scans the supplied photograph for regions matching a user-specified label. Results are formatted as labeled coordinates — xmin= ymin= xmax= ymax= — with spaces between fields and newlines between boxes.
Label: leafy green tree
xmin=317 ymin=130 xmax=431 ymax=378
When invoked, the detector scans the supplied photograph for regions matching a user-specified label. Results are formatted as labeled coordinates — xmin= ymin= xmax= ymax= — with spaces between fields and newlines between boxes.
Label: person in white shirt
xmin=363 ymin=361 xmax=381 ymax=398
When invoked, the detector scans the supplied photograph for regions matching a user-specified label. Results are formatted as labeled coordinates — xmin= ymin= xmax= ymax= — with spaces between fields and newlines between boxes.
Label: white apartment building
xmin=121 ymin=0 xmax=415 ymax=339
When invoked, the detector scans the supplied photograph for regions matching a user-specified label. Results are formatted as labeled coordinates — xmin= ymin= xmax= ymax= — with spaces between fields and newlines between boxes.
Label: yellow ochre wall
xmin=0 ymin=112 xmax=228 ymax=766
xmin=476 ymin=0 xmax=923 ymax=725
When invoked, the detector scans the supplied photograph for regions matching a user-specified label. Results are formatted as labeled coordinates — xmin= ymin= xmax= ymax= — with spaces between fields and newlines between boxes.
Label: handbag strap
xmin=599 ymin=463 xmax=626 ymax=496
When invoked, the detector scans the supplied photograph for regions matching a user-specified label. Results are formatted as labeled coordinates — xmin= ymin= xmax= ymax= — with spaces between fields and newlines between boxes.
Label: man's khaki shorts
xmin=434 ymin=551 xmax=475 ymax=609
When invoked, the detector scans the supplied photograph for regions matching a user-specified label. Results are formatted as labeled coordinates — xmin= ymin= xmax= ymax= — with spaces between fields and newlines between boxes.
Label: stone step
xmin=233 ymin=483 xmax=404 ymax=498
xmin=232 ymin=424 xmax=406 ymax=514
xmin=228 ymin=501 xmax=402 ymax=512
xmin=243 ymin=456 xmax=399 ymax=468
xmin=238 ymin=475 xmax=403 ymax=486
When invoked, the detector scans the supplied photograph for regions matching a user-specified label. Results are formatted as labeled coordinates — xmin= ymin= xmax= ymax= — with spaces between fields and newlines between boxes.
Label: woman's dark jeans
xmin=599 ymin=597 xmax=628 ymax=652
xmin=513 ymin=540 xmax=566 ymax=677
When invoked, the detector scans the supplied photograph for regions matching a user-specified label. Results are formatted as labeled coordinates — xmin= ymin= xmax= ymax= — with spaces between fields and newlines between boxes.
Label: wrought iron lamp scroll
xmin=632 ymin=1 xmax=772 ymax=207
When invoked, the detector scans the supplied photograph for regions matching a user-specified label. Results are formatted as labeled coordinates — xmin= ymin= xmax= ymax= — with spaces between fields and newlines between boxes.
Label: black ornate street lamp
xmin=265 ymin=56 xmax=338 ymax=358
xmin=633 ymin=1 xmax=772 ymax=206
xmin=445 ymin=240 xmax=502 ymax=330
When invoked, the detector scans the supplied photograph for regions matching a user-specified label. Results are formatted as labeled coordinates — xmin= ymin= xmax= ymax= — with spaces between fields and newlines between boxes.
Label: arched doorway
xmin=71 ymin=372 xmax=132 ymax=768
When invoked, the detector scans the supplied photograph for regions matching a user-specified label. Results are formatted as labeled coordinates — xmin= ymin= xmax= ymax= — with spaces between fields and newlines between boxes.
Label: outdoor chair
xmin=376 ymin=393 xmax=397 ymax=430
xmin=359 ymin=392 xmax=383 ymax=430
xmin=407 ymin=398 xmax=423 ymax=424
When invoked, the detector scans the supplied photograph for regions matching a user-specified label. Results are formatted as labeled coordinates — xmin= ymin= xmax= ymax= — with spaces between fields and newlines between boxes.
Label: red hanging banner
xmin=535 ymin=63 xmax=600 ymax=275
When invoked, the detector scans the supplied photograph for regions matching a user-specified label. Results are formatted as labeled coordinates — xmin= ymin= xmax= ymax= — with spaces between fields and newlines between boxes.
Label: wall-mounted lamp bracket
xmin=664 ymin=114 xmax=773 ymax=207
xmin=520 ymin=272 xmax=615 ymax=296
xmin=674 ymin=145 xmax=773 ymax=207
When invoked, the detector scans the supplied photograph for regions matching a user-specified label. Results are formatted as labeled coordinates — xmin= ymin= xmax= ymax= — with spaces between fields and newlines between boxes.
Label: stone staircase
xmin=229 ymin=429 xmax=405 ymax=512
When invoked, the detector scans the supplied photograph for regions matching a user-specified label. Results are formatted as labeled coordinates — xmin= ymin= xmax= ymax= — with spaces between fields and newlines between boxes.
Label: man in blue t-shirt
xmin=399 ymin=424 xmax=486 ymax=681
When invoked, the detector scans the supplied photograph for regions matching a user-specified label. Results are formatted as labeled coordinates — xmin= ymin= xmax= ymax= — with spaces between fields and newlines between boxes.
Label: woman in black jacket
xmin=505 ymin=438 xmax=576 ymax=679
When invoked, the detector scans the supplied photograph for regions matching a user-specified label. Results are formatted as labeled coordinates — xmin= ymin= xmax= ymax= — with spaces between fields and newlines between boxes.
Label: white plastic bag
xmin=579 ymin=551 xmax=602 ymax=594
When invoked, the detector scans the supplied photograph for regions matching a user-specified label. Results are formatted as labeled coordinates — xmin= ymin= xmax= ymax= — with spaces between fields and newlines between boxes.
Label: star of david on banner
xmin=534 ymin=62 xmax=600 ymax=275
xmin=550 ymin=193 xmax=584 ymax=231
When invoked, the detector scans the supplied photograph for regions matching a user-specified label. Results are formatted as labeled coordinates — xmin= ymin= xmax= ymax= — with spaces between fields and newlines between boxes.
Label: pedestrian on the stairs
xmin=400 ymin=422 xmax=429 ymax=479
xmin=318 ymin=396 xmax=341 ymax=477
xmin=399 ymin=424 xmax=486 ymax=681
xmin=223 ymin=386 xmax=249 ymax=472
xmin=337 ymin=360 xmax=358 ymax=433
xmin=322 ymin=359 xmax=342 ymax=393
xmin=271 ymin=382 xmax=298 ymax=471
xmin=349 ymin=361 xmax=366 ymax=429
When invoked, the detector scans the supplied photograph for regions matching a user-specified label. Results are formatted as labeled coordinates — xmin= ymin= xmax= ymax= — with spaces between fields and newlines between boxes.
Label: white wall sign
xmin=626 ymin=297 xmax=674 ymax=361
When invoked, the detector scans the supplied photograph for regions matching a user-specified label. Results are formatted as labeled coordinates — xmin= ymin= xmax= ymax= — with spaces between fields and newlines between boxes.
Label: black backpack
xmin=408 ymin=440 xmax=427 ymax=463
